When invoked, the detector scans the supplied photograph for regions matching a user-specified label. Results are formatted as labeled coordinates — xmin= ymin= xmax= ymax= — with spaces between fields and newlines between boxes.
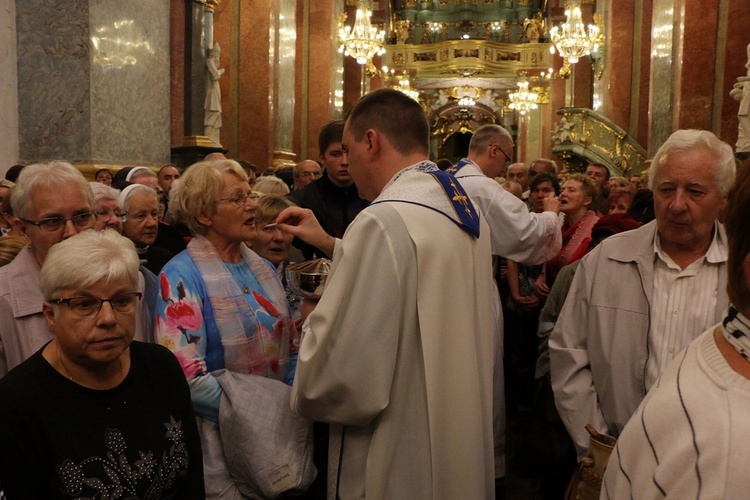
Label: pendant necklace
xmin=56 ymin=344 xmax=125 ymax=383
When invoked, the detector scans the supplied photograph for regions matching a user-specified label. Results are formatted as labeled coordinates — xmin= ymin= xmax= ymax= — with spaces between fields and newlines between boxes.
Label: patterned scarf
xmin=188 ymin=235 xmax=291 ymax=380
xmin=722 ymin=306 xmax=750 ymax=361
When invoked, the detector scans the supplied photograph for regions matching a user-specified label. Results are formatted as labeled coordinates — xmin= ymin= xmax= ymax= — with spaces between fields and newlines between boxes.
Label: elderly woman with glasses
xmin=0 ymin=229 xmax=205 ymax=498
xmin=90 ymin=182 xmax=129 ymax=233
xmin=153 ymin=159 xmax=299 ymax=495
xmin=0 ymin=162 xmax=150 ymax=377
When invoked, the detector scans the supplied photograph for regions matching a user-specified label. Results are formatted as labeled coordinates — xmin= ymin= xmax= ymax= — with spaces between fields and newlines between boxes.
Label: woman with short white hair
xmin=0 ymin=229 xmax=205 ymax=498
xmin=253 ymin=175 xmax=290 ymax=196
xmin=153 ymin=159 xmax=300 ymax=497
xmin=90 ymin=182 xmax=128 ymax=233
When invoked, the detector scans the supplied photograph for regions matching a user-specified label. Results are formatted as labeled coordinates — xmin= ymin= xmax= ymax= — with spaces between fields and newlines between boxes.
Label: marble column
xmin=298 ymin=1 xmax=343 ymax=161
xmin=272 ymin=0 xmax=298 ymax=166
xmin=0 ymin=0 xmax=18 ymax=172
xmin=647 ymin=0 xmax=676 ymax=154
xmin=16 ymin=0 xmax=171 ymax=168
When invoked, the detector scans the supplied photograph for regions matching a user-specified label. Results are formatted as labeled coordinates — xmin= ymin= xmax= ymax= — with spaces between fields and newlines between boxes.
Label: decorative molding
xmin=551 ymin=107 xmax=647 ymax=175
xmin=182 ymin=135 xmax=217 ymax=148
xmin=204 ymin=0 xmax=221 ymax=13
xmin=383 ymin=40 xmax=552 ymax=80
xmin=272 ymin=149 xmax=297 ymax=167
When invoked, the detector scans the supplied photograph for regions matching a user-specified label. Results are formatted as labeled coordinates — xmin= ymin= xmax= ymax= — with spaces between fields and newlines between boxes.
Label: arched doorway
xmin=429 ymin=102 xmax=503 ymax=162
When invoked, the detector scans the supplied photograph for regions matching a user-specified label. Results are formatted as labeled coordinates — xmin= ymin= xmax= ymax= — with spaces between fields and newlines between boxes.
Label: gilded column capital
xmin=205 ymin=0 xmax=221 ymax=12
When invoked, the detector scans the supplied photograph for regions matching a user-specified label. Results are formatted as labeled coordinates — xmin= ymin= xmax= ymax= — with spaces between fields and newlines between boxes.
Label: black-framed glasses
xmin=491 ymin=143 xmax=513 ymax=164
xmin=95 ymin=208 xmax=128 ymax=223
xmin=219 ymin=192 xmax=260 ymax=207
xmin=21 ymin=212 xmax=94 ymax=232
xmin=50 ymin=292 xmax=142 ymax=317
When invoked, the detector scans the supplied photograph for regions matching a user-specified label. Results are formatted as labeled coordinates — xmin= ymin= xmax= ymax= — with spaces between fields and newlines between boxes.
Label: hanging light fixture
xmin=549 ymin=2 xmax=601 ymax=68
xmin=338 ymin=1 xmax=386 ymax=65
xmin=382 ymin=66 xmax=420 ymax=101
xmin=508 ymin=77 xmax=539 ymax=116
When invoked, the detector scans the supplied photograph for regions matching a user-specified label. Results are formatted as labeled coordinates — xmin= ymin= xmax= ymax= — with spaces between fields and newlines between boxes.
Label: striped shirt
xmin=644 ymin=224 xmax=727 ymax=389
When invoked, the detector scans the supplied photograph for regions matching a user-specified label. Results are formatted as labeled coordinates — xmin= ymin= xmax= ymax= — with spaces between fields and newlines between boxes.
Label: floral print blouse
xmin=154 ymin=250 xmax=299 ymax=422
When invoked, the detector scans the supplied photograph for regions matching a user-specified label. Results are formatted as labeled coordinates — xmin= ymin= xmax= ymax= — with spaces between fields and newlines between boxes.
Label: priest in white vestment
xmin=279 ymin=88 xmax=497 ymax=499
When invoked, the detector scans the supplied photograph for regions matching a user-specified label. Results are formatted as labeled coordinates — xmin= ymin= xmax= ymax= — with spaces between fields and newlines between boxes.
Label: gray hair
xmin=529 ymin=158 xmax=558 ymax=175
xmin=165 ymin=178 xmax=182 ymax=223
xmin=11 ymin=161 xmax=94 ymax=220
xmin=294 ymin=160 xmax=320 ymax=179
xmin=650 ymin=129 xmax=736 ymax=196
xmin=89 ymin=182 xmax=121 ymax=203
xmin=253 ymin=176 xmax=290 ymax=196
xmin=468 ymin=124 xmax=513 ymax=153
xmin=177 ymin=159 xmax=248 ymax=236
xmin=40 ymin=229 xmax=139 ymax=300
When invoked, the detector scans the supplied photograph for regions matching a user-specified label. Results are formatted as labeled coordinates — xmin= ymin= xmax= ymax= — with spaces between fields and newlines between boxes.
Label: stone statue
xmin=730 ymin=43 xmax=750 ymax=152
xmin=204 ymin=43 xmax=225 ymax=147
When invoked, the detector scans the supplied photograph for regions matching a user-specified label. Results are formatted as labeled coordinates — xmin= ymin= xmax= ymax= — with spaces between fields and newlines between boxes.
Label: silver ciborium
xmin=285 ymin=258 xmax=331 ymax=299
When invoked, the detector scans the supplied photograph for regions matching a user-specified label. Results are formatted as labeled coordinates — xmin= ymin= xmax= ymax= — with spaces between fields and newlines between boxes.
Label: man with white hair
xmin=293 ymin=160 xmax=322 ymax=190
xmin=0 ymin=163 xmax=152 ymax=376
xmin=550 ymin=129 xmax=734 ymax=458
xmin=602 ymin=156 xmax=750 ymax=499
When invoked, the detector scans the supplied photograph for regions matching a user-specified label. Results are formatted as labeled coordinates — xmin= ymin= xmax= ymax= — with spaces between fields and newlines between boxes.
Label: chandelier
xmin=508 ymin=77 xmax=539 ymax=116
xmin=549 ymin=3 xmax=601 ymax=68
xmin=338 ymin=1 xmax=386 ymax=65
xmin=382 ymin=66 xmax=420 ymax=101
xmin=396 ymin=79 xmax=420 ymax=101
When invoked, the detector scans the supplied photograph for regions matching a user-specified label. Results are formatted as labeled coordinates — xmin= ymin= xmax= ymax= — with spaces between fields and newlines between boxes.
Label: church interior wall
xmin=2 ymin=0 xmax=750 ymax=176
xmin=0 ymin=0 xmax=19 ymax=172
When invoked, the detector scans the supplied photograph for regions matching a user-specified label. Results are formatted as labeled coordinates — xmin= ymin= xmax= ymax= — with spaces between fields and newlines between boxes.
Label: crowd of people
xmin=0 ymin=87 xmax=749 ymax=499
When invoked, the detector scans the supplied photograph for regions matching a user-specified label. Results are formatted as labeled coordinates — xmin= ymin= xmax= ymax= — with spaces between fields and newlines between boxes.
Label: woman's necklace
xmin=56 ymin=344 xmax=125 ymax=383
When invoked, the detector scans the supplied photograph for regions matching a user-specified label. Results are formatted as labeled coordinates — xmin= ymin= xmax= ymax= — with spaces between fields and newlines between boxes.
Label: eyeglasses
xmin=300 ymin=171 xmax=322 ymax=179
xmin=219 ymin=192 xmax=260 ymax=207
xmin=50 ymin=292 xmax=142 ymax=317
xmin=95 ymin=208 xmax=128 ymax=223
xmin=21 ymin=212 xmax=94 ymax=232
xmin=491 ymin=144 xmax=513 ymax=164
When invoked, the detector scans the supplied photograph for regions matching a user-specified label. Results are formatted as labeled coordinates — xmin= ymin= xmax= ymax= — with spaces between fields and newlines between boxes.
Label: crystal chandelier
xmin=382 ymin=66 xmax=420 ymax=101
xmin=397 ymin=78 xmax=420 ymax=101
xmin=508 ymin=78 xmax=539 ymax=116
xmin=338 ymin=1 xmax=386 ymax=65
xmin=549 ymin=3 xmax=601 ymax=67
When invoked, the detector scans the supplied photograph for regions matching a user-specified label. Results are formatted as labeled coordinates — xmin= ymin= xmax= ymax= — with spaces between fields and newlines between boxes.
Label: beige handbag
xmin=564 ymin=424 xmax=617 ymax=500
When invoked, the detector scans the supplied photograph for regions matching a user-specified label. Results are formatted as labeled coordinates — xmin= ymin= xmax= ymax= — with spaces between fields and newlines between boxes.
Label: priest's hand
xmin=543 ymin=192 xmax=561 ymax=214
xmin=276 ymin=207 xmax=336 ymax=258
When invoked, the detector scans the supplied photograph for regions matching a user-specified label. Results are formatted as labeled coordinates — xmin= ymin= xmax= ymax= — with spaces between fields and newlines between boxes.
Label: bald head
xmin=467 ymin=124 xmax=514 ymax=178
xmin=294 ymin=160 xmax=322 ymax=188
xmin=506 ymin=163 xmax=529 ymax=191
xmin=529 ymin=158 xmax=558 ymax=177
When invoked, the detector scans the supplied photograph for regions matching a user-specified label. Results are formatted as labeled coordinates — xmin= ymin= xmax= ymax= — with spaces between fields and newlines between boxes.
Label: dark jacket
xmin=288 ymin=173 xmax=369 ymax=259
